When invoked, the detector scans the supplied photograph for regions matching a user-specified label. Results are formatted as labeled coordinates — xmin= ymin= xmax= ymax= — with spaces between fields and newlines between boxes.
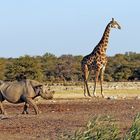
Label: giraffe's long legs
xmin=84 ymin=79 xmax=91 ymax=97
xmin=100 ymin=66 xmax=105 ymax=98
xmin=93 ymin=81 xmax=97 ymax=97
xmin=93 ymin=69 xmax=100 ymax=97
xmin=83 ymin=65 xmax=91 ymax=97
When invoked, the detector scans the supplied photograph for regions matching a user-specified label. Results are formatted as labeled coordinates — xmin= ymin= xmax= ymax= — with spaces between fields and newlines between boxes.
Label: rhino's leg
xmin=0 ymin=102 xmax=6 ymax=115
xmin=26 ymin=98 xmax=39 ymax=115
xmin=22 ymin=103 xmax=29 ymax=114
xmin=0 ymin=93 xmax=6 ymax=115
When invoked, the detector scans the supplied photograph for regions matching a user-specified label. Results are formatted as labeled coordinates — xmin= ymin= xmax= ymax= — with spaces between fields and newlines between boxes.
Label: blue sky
xmin=0 ymin=0 xmax=140 ymax=58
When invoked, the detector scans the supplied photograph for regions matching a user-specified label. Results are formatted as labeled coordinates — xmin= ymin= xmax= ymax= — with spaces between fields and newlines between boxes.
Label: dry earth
xmin=0 ymin=82 xmax=140 ymax=140
xmin=1 ymin=98 xmax=140 ymax=140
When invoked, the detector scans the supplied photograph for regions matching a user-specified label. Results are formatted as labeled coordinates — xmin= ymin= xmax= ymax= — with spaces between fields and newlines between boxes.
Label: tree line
xmin=0 ymin=52 xmax=140 ymax=83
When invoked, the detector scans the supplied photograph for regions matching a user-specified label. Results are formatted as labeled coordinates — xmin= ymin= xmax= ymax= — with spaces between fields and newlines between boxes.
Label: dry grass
xmin=50 ymin=82 xmax=140 ymax=99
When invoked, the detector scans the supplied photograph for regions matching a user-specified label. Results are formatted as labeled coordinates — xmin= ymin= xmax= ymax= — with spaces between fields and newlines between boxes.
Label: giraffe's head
xmin=110 ymin=18 xmax=121 ymax=30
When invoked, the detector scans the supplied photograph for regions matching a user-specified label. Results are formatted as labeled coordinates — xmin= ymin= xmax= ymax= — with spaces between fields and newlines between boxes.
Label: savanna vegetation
xmin=0 ymin=52 xmax=140 ymax=83
xmin=60 ymin=113 xmax=140 ymax=140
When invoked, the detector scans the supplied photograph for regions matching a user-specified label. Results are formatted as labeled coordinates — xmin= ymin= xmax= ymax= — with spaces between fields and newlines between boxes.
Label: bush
xmin=60 ymin=113 xmax=140 ymax=140
xmin=60 ymin=115 xmax=120 ymax=140
xmin=124 ymin=113 xmax=140 ymax=140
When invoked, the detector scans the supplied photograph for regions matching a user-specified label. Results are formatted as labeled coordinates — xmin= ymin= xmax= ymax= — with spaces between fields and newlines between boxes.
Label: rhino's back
xmin=0 ymin=82 xmax=25 ymax=103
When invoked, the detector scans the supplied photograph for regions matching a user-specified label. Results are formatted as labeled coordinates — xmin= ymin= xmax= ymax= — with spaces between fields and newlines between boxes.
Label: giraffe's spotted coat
xmin=81 ymin=18 xmax=121 ymax=97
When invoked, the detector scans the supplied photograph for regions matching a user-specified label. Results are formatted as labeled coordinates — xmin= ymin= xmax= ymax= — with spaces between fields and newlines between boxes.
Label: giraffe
xmin=81 ymin=18 xmax=121 ymax=97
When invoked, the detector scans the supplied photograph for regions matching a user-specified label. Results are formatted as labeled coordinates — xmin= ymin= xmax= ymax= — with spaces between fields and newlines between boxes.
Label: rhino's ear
xmin=30 ymin=80 xmax=43 ymax=88
xmin=35 ymin=84 xmax=43 ymax=88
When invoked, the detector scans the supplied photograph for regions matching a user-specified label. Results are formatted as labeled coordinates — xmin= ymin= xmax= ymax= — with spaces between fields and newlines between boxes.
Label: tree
xmin=41 ymin=53 xmax=57 ymax=81
xmin=0 ymin=58 xmax=7 ymax=80
xmin=5 ymin=55 xmax=43 ymax=81
xmin=1 ymin=52 xmax=140 ymax=82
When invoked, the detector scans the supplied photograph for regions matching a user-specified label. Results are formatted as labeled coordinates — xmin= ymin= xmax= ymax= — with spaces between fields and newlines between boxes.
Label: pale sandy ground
xmin=49 ymin=82 xmax=140 ymax=99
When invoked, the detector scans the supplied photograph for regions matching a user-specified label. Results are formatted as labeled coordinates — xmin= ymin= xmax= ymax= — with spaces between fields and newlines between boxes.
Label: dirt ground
xmin=1 ymin=98 xmax=140 ymax=140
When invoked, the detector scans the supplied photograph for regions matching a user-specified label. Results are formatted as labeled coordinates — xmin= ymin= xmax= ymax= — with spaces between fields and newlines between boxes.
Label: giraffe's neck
xmin=94 ymin=23 xmax=111 ymax=54
xmin=101 ymin=23 xmax=111 ymax=43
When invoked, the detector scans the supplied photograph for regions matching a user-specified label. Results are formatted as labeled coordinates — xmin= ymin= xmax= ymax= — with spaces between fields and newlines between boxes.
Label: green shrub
xmin=124 ymin=113 xmax=140 ymax=140
xmin=60 ymin=115 xmax=120 ymax=140
xmin=60 ymin=113 xmax=140 ymax=140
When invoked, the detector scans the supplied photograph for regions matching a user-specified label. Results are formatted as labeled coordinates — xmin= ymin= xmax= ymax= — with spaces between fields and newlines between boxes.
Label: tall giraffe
xmin=81 ymin=18 xmax=121 ymax=97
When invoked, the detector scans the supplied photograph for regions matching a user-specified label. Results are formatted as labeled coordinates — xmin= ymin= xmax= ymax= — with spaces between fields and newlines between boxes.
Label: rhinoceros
xmin=0 ymin=79 xmax=53 ymax=115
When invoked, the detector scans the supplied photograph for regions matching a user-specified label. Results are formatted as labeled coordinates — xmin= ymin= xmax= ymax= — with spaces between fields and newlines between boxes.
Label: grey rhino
xmin=0 ymin=79 xmax=53 ymax=115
